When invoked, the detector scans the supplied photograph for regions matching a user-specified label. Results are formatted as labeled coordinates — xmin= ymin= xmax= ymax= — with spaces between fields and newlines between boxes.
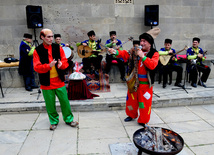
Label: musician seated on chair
xmin=54 ymin=34 xmax=74 ymax=71
xmin=186 ymin=37 xmax=210 ymax=88
xmin=159 ymin=39 xmax=183 ymax=88
xmin=104 ymin=31 xmax=126 ymax=81
xmin=81 ymin=30 xmax=103 ymax=78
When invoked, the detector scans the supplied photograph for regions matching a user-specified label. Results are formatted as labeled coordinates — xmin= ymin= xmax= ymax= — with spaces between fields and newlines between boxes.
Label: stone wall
xmin=0 ymin=0 xmax=214 ymax=62
xmin=0 ymin=0 xmax=214 ymax=87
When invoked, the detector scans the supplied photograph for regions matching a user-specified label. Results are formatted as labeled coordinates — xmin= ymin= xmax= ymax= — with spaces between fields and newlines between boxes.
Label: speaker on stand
xmin=26 ymin=5 xmax=43 ymax=99
xmin=26 ymin=5 xmax=43 ymax=47
xmin=144 ymin=5 xmax=159 ymax=97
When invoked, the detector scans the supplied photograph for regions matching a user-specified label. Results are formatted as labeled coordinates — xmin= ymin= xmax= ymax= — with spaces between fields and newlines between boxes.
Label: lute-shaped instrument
xmin=159 ymin=45 xmax=188 ymax=66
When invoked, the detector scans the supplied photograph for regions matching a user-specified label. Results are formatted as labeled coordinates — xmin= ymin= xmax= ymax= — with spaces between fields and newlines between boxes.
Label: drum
xmin=62 ymin=47 xmax=74 ymax=60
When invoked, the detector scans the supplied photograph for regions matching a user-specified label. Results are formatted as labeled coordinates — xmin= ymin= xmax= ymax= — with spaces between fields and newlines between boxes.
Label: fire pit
xmin=133 ymin=126 xmax=184 ymax=155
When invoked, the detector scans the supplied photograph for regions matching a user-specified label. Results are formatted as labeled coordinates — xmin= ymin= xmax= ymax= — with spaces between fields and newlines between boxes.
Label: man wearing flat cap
xmin=108 ymin=31 xmax=159 ymax=126
xmin=186 ymin=37 xmax=210 ymax=88
xmin=19 ymin=33 xmax=38 ymax=91
xmin=159 ymin=39 xmax=183 ymax=88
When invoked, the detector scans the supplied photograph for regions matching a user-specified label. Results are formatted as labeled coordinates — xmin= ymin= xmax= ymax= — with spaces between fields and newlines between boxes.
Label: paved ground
xmin=1 ymin=106 xmax=214 ymax=155
xmin=1 ymin=79 xmax=214 ymax=154
xmin=1 ymin=79 xmax=214 ymax=112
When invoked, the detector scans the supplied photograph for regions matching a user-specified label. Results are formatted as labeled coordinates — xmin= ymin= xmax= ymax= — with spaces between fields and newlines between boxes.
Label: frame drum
xmin=62 ymin=47 xmax=73 ymax=60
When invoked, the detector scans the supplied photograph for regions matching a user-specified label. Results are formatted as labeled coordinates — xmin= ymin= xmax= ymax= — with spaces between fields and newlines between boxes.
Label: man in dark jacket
xmin=19 ymin=33 xmax=38 ymax=91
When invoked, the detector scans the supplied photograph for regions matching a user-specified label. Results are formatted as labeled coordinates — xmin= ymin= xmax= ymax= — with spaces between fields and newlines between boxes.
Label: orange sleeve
xmin=116 ymin=50 xmax=130 ymax=61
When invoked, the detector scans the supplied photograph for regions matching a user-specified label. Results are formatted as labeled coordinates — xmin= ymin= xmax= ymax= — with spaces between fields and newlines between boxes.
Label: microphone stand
xmin=171 ymin=57 xmax=191 ymax=94
xmin=194 ymin=61 xmax=214 ymax=88
xmin=30 ymin=76 xmax=41 ymax=100
xmin=153 ymin=91 xmax=160 ymax=98
xmin=30 ymin=28 xmax=41 ymax=100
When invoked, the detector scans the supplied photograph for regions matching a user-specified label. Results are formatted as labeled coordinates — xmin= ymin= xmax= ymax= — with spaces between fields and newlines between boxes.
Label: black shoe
xmin=31 ymin=85 xmax=39 ymax=89
xmin=168 ymin=82 xmax=172 ymax=85
xmin=174 ymin=83 xmax=183 ymax=87
xmin=198 ymin=81 xmax=207 ymax=87
xmin=191 ymin=83 xmax=197 ymax=88
xmin=138 ymin=123 xmax=145 ymax=127
xmin=26 ymin=87 xmax=32 ymax=91
xmin=163 ymin=84 xmax=166 ymax=88
xmin=121 ymin=77 xmax=126 ymax=82
xmin=124 ymin=117 xmax=133 ymax=122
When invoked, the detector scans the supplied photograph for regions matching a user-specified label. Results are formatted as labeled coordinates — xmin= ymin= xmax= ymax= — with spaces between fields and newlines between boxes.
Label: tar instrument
xmin=159 ymin=45 xmax=188 ymax=66
xmin=126 ymin=45 xmax=140 ymax=93
xmin=62 ymin=46 xmax=74 ymax=60
xmin=114 ymin=36 xmax=133 ymax=50
xmin=190 ymin=50 xmax=207 ymax=65
xmin=100 ymin=36 xmax=133 ymax=55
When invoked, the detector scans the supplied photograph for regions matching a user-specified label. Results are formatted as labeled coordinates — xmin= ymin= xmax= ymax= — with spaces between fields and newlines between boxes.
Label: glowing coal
xmin=133 ymin=126 xmax=184 ymax=155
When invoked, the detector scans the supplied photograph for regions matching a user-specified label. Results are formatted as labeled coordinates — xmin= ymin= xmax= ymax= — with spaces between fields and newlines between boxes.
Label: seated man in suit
xmin=159 ymin=39 xmax=183 ymax=88
xmin=186 ymin=37 xmax=210 ymax=88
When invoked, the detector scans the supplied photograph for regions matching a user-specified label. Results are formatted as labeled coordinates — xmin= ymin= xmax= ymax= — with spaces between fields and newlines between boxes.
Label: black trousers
xmin=23 ymin=74 xmax=37 ymax=89
xmin=162 ymin=64 xmax=183 ymax=85
xmin=189 ymin=64 xmax=211 ymax=84
xmin=82 ymin=55 xmax=103 ymax=71
xmin=105 ymin=54 xmax=125 ymax=78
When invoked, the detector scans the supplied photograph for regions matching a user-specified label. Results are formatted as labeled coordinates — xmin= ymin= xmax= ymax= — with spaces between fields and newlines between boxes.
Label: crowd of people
xmin=18 ymin=28 xmax=211 ymax=129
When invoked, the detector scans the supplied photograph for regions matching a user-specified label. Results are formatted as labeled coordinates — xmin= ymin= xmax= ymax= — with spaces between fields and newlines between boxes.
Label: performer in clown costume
xmin=108 ymin=32 xmax=159 ymax=126
xmin=33 ymin=28 xmax=78 ymax=130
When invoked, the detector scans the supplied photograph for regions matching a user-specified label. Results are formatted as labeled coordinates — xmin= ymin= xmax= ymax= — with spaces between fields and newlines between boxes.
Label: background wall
xmin=0 ymin=0 xmax=214 ymax=62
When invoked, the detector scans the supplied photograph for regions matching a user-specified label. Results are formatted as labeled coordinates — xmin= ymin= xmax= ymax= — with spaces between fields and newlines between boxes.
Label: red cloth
xmin=33 ymin=43 xmax=69 ymax=90
xmin=67 ymin=80 xmax=99 ymax=100
xmin=177 ymin=54 xmax=187 ymax=60
xmin=117 ymin=49 xmax=159 ymax=124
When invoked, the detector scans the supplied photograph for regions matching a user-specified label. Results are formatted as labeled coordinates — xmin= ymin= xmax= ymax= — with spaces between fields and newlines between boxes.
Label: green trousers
xmin=42 ymin=86 xmax=74 ymax=125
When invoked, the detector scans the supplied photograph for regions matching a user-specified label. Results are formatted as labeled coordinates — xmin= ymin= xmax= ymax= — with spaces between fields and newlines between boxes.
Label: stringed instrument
xmin=100 ymin=36 xmax=133 ymax=55
xmin=77 ymin=45 xmax=95 ymax=58
xmin=190 ymin=50 xmax=207 ymax=65
xmin=159 ymin=45 xmax=188 ymax=66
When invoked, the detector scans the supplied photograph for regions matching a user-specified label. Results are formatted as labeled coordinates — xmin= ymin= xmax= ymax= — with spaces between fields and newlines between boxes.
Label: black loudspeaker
xmin=144 ymin=5 xmax=159 ymax=26
xmin=26 ymin=5 xmax=43 ymax=28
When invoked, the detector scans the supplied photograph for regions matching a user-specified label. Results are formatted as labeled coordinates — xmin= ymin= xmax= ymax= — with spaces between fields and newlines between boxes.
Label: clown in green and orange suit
xmin=108 ymin=33 xmax=159 ymax=126
xmin=33 ymin=28 xmax=78 ymax=131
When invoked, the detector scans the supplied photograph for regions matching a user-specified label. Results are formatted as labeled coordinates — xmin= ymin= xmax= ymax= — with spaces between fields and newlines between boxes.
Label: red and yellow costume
xmin=33 ymin=43 xmax=68 ymax=90
xmin=33 ymin=43 xmax=74 ymax=125
xmin=116 ymin=49 xmax=159 ymax=124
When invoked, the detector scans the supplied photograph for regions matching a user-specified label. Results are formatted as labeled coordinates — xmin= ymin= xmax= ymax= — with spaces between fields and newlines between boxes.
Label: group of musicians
xmin=19 ymin=30 xmax=211 ymax=91
xmin=76 ymin=30 xmax=211 ymax=89
xmin=19 ymin=28 xmax=211 ymax=128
